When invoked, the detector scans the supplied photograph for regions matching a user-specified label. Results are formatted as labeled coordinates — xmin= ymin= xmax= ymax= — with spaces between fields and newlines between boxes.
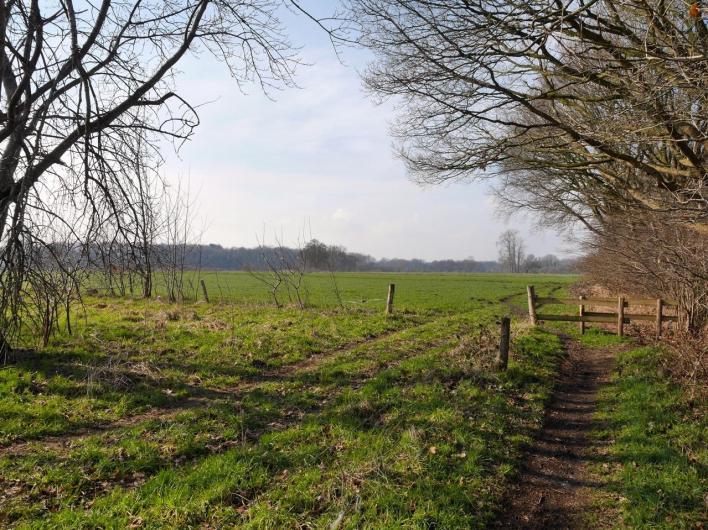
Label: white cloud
xmin=161 ymin=30 xmax=575 ymax=261
xmin=332 ymin=208 xmax=351 ymax=221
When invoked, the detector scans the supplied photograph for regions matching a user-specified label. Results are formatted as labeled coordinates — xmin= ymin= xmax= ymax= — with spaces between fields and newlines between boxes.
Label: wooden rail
xmin=535 ymin=297 xmax=677 ymax=307
xmin=528 ymin=286 xmax=677 ymax=337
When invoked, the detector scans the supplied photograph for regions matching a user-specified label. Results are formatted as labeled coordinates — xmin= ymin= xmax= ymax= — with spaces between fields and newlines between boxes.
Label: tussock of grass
xmin=595 ymin=346 xmax=707 ymax=528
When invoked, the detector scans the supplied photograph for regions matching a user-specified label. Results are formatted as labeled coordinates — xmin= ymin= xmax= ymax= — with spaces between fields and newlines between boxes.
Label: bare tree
xmin=351 ymin=0 xmax=706 ymax=228
xmin=0 ymin=1 xmax=343 ymax=353
xmin=325 ymin=246 xmax=344 ymax=308
xmin=248 ymin=252 xmax=285 ymax=308
xmin=131 ymin=141 xmax=160 ymax=299
xmin=497 ymin=230 xmax=525 ymax=274
xmin=351 ymin=0 xmax=707 ymax=330
xmin=0 ymin=212 xmax=88 ymax=358
xmin=158 ymin=179 xmax=199 ymax=303
xmin=248 ymin=229 xmax=312 ymax=309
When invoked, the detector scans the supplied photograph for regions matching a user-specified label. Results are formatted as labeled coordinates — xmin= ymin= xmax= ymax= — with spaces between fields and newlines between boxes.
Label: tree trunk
xmin=0 ymin=333 xmax=12 ymax=363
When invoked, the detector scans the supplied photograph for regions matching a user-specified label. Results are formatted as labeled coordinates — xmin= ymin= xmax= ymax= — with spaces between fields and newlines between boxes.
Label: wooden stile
xmin=579 ymin=295 xmax=585 ymax=335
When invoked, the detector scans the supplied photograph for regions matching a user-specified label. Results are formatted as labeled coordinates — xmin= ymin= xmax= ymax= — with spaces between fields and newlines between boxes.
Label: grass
xmin=0 ymin=272 xmax=574 ymax=527
xmin=594 ymin=345 xmax=707 ymax=529
xmin=10 ymin=272 xmax=702 ymax=528
xmin=114 ymin=270 xmax=576 ymax=311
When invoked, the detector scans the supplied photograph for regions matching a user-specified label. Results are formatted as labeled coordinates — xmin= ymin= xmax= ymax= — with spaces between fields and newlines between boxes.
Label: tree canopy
xmin=351 ymin=0 xmax=707 ymax=330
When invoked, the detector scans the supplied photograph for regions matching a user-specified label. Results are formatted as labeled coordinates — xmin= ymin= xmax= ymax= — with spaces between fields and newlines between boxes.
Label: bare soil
xmin=495 ymin=337 xmax=622 ymax=529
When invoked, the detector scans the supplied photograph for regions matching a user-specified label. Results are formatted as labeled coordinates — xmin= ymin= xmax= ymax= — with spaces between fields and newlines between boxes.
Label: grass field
xmin=0 ymin=272 xmax=577 ymax=527
xmin=153 ymin=271 xmax=576 ymax=311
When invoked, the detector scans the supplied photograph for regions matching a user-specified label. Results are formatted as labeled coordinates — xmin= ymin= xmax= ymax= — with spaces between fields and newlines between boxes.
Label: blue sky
xmin=162 ymin=4 xmax=576 ymax=261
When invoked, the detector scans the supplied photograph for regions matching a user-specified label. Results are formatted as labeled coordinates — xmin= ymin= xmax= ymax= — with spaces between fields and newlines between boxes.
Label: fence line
xmin=528 ymin=286 xmax=677 ymax=337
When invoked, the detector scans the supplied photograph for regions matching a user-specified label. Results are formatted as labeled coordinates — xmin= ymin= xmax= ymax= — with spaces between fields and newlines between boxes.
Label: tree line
xmin=56 ymin=237 xmax=574 ymax=276
xmin=150 ymin=239 xmax=576 ymax=273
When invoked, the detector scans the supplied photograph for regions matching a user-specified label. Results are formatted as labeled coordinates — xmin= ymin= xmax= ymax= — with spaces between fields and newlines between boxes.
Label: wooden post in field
xmin=497 ymin=317 xmax=511 ymax=371
xmin=200 ymin=279 xmax=209 ymax=303
xmin=655 ymin=298 xmax=663 ymax=337
xmin=617 ymin=296 xmax=625 ymax=337
xmin=579 ymin=296 xmax=586 ymax=335
xmin=385 ymin=283 xmax=395 ymax=314
xmin=527 ymin=285 xmax=537 ymax=325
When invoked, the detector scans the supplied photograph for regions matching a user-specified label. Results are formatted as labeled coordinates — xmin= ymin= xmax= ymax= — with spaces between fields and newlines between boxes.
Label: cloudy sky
xmin=162 ymin=5 xmax=576 ymax=262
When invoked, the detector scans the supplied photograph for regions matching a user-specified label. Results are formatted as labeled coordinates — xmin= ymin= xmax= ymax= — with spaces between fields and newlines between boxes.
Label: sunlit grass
xmin=594 ymin=346 xmax=706 ymax=529
xmin=1 ymin=273 xmax=572 ymax=527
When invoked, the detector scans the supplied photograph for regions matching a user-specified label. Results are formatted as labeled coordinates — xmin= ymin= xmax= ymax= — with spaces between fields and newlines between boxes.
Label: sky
xmin=162 ymin=4 xmax=576 ymax=262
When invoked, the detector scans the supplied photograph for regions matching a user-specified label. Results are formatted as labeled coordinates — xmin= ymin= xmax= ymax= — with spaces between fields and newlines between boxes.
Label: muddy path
xmin=495 ymin=336 xmax=622 ymax=529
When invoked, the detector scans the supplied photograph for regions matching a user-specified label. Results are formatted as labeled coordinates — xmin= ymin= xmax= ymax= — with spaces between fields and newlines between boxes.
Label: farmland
xmin=141 ymin=271 xmax=577 ymax=310
xmin=0 ymin=272 xmax=576 ymax=528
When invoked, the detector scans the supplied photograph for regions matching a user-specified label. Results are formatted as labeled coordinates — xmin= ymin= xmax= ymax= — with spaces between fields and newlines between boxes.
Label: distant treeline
xmin=149 ymin=240 xmax=577 ymax=274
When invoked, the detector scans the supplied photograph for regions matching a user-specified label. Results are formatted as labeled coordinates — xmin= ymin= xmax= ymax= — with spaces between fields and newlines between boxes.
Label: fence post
xmin=617 ymin=296 xmax=625 ymax=337
xmin=655 ymin=298 xmax=663 ymax=337
xmin=527 ymin=285 xmax=537 ymax=325
xmin=497 ymin=317 xmax=511 ymax=371
xmin=385 ymin=283 xmax=395 ymax=314
xmin=579 ymin=295 xmax=586 ymax=335
xmin=200 ymin=279 xmax=209 ymax=303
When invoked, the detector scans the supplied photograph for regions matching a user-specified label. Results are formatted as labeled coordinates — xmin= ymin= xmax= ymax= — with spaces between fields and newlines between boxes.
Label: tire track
xmin=0 ymin=317 xmax=435 ymax=458
xmin=2 ymin=319 xmax=466 ymax=520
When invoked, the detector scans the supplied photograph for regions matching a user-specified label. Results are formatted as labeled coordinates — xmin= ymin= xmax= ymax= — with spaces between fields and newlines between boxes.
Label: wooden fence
xmin=526 ymin=285 xmax=677 ymax=337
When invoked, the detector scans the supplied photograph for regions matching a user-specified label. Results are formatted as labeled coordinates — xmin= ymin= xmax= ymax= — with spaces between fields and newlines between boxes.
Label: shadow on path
xmin=494 ymin=336 xmax=621 ymax=529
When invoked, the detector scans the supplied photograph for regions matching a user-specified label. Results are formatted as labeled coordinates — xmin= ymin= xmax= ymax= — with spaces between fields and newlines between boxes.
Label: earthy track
xmin=0 ymin=319 xmax=433 ymax=458
xmin=0 ymin=323 xmax=459 ymax=514
xmin=495 ymin=336 xmax=621 ymax=529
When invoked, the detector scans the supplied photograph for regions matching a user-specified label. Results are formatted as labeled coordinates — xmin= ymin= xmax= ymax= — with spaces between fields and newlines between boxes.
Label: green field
xmin=1 ymin=272 xmax=576 ymax=527
xmin=141 ymin=271 xmax=576 ymax=312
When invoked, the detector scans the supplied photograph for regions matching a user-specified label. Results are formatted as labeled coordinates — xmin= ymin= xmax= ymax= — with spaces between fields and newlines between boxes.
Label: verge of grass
xmin=594 ymin=346 xmax=707 ymax=529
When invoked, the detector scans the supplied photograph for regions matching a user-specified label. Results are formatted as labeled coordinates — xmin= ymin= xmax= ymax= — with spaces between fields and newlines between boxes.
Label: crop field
xmin=0 ymin=273 xmax=576 ymax=528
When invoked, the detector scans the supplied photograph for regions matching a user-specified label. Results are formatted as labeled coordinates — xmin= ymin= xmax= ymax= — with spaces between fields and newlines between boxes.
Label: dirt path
xmin=495 ymin=337 xmax=621 ymax=529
